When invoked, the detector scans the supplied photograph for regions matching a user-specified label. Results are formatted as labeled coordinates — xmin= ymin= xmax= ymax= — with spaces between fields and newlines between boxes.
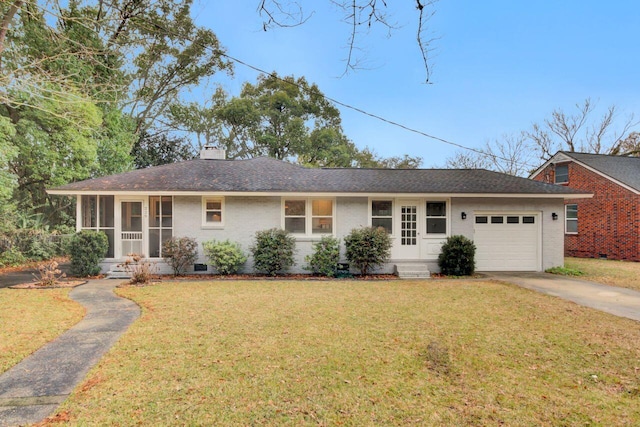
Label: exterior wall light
xmin=552 ymin=212 xmax=558 ymax=220
xmin=461 ymin=212 xmax=467 ymax=220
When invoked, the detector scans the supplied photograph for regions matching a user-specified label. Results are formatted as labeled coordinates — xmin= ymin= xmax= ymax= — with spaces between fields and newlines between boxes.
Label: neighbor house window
xmin=149 ymin=196 xmax=172 ymax=258
xmin=202 ymin=197 xmax=224 ymax=227
xmin=555 ymin=164 xmax=569 ymax=184
xmin=283 ymin=198 xmax=334 ymax=235
xmin=80 ymin=195 xmax=114 ymax=258
xmin=565 ymin=204 xmax=578 ymax=234
xmin=371 ymin=200 xmax=393 ymax=234
xmin=426 ymin=201 xmax=447 ymax=234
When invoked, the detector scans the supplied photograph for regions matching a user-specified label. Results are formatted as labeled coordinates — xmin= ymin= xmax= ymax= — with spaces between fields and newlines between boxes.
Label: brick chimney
xmin=200 ymin=145 xmax=226 ymax=160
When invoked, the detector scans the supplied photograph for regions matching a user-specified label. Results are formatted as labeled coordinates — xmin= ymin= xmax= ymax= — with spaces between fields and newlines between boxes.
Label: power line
xmin=24 ymin=0 xmax=538 ymax=170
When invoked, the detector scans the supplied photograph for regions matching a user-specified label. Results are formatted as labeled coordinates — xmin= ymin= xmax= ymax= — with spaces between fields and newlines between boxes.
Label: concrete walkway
xmin=489 ymin=272 xmax=640 ymax=322
xmin=0 ymin=280 xmax=139 ymax=426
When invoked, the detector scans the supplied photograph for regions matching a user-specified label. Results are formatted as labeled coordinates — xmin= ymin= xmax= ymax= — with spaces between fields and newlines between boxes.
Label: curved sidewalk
xmin=0 ymin=280 xmax=139 ymax=426
xmin=489 ymin=272 xmax=640 ymax=322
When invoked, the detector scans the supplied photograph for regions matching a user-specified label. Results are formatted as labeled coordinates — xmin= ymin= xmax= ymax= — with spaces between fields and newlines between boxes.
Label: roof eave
xmin=47 ymin=189 xmax=593 ymax=199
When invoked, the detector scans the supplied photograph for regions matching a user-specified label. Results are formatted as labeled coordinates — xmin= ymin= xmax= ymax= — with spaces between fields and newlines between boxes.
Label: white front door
xmin=395 ymin=200 xmax=421 ymax=259
xmin=120 ymin=200 xmax=144 ymax=256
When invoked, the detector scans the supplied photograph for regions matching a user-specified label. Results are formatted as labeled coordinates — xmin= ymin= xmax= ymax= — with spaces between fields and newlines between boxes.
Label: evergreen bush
xmin=437 ymin=235 xmax=476 ymax=276
xmin=202 ymin=239 xmax=247 ymax=275
xmin=0 ymin=248 xmax=27 ymax=267
xmin=305 ymin=235 xmax=340 ymax=277
xmin=69 ymin=230 xmax=109 ymax=277
xmin=162 ymin=236 xmax=199 ymax=276
xmin=251 ymin=228 xmax=296 ymax=276
xmin=344 ymin=226 xmax=392 ymax=275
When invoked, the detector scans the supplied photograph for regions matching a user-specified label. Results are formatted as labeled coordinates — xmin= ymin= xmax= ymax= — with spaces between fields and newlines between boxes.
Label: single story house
xmin=530 ymin=151 xmax=640 ymax=261
xmin=48 ymin=147 xmax=589 ymax=276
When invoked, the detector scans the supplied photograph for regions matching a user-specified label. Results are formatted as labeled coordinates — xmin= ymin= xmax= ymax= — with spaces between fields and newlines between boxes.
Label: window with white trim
xmin=371 ymin=200 xmax=393 ymax=234
xmin=202 ymin=197 xmax=224 ymax=227
xmin=555 ymin=164 xmax=569 ymax=184
xmin=283 ymin=198 xmax=334 ymax=235
xmin=565 ymin=204 xmax=578 ymax=234
xmin=426 ymin=201 xmax=447 ymax=235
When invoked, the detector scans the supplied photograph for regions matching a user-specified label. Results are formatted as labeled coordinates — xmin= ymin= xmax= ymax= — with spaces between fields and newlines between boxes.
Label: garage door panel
xmin=474 ymin=214 xmax=540 ymax=271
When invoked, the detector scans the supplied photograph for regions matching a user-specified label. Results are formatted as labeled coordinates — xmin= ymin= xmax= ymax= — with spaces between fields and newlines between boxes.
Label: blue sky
xmin=193 ymin=1 xmax=640 ymax=167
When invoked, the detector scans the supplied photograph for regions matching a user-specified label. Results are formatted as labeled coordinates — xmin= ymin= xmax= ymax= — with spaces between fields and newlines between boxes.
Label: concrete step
xmin=105 ymin=265 xmax=131 ymax=279
xmin=394 ymin=263 xmax=431 ymax=279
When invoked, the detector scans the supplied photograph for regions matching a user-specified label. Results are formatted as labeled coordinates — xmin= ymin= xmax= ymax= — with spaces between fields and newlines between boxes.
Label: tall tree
xmin=172 ymin=73 xmax=358 ymax=166
xmin=131 ymin=132 xmax=195 ymax=169
xmin=444 ymin=100 xmax=639 ymax=176
xmin=170 ymin=73 xmax=423 ymax=168
xmin=526 ymin=99 xmax=638 ymax=160
xmin=353 ymin=147 xmax=423 ymax=169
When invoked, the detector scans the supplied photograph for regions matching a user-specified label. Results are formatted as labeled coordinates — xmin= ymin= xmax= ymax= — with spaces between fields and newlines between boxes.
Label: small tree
xmin=305 ymin=235 xmax=340 ymax=277
xmin=69 ymin=230 xmax=109 ymax=277
xmin=202 ymin=239 xmax=247 ymax=275
xmin=344 ymin=226 xmax=391 ymax=275
xmin=162 ymin=236 xmax=198 ymax=276
xmin=438 ymin=235 xmax=476 ymax=276
xmin=251 ymin=228 xmax=296 ymax=276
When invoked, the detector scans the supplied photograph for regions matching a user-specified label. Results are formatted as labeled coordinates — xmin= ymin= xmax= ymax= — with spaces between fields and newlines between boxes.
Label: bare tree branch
xmin=258 ymin=0 xmax=311 ymax=29
xmin=259 ymin=1 xmax=436 ymax=79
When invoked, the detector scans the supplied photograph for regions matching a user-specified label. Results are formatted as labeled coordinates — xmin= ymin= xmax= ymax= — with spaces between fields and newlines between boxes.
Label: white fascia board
xmin=529 ymin=152 xmax=573 ymax=179
xmin=47 ymin=189 xmax=592 ymax=199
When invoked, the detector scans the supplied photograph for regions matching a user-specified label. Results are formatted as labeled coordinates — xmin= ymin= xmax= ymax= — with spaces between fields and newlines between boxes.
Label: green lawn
xmin=0 ymin=288 xmax=84 ymax=374
xmin=565 ymin=257 xmax=640 ymax=291
xmin=52 ymin=280 xmax=640 ymax=426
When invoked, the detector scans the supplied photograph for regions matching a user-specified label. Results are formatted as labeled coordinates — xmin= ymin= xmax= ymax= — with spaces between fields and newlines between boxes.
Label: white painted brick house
xmin=48 ymin=147 xmax=590 ymax=276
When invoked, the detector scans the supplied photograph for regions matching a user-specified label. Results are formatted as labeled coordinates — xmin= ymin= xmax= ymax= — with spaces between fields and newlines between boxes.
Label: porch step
xmin=106 ymin=264 xmax=131 ymax=279
xmin=394 ymin=263 xmax=431 ymax=279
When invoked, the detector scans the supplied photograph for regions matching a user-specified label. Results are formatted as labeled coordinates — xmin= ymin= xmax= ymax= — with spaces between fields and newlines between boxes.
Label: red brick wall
xmin=533 ymin=162 xmax=639 ymax=261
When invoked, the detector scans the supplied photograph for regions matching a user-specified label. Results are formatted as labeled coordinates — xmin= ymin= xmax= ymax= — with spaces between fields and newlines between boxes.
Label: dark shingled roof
xmin=50 ymin=157 xmax=588 ymax=195
xmin=561 ymin=151 xmax=640 ymax=192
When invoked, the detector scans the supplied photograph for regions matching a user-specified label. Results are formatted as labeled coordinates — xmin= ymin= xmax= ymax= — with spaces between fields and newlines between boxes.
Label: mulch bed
xmin=9 ymin=279 xmax=87 ymax=289
xmin=129 ymin=273 xmax=398 ymax=284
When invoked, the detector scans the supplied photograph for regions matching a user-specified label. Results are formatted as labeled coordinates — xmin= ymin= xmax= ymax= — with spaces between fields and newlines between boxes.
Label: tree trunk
xmin=0 ymin=0 xmax=23 ymax=65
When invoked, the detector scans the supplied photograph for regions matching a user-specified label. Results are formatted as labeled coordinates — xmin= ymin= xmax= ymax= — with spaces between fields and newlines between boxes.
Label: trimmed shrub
xmin=251 ymin=228 xmax=296 ymax=276
xmin=438 ymin=235 xmax=476 ymax=276
xmin=305 ymin=235 xmax=340 ymax=277
xmin=203 ymin=239 xmax=247 ymax=275
xmin=344 ymin=226 xmax=392 ymax=275
xmin=0 ymin=248 xmax=27 ymax=267
xmin=69 ymin=230 xmax=109 ymax=277
xmin=162 ymin=236 xmax=199 ymax=276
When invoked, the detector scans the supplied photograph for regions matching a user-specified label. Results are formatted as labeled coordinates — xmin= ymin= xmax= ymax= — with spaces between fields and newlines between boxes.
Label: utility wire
xmin=25 ymin=0 xmax=538 ymax=170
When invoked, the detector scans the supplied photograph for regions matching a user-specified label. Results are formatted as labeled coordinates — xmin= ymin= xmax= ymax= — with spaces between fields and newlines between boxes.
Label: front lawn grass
xmin=59 ymin=280 xmax=640 ymax=425
xmin=0 ymin=288 xmax=84 ymax=374
xmin=565 ymin=257 xmax=640 ymax=291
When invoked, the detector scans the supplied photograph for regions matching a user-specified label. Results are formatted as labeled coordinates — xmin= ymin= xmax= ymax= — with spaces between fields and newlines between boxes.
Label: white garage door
xmin=474 ymin=213 xmax=540 ymax=271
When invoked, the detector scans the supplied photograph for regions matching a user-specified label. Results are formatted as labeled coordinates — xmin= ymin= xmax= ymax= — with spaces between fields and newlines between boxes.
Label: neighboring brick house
xmin=530 ymin=151 xmax=640 ymax=261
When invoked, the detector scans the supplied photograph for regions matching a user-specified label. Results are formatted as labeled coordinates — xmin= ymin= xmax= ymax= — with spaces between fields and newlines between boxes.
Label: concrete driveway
xmin=489 ymin=271 xmax=640 ymax=322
